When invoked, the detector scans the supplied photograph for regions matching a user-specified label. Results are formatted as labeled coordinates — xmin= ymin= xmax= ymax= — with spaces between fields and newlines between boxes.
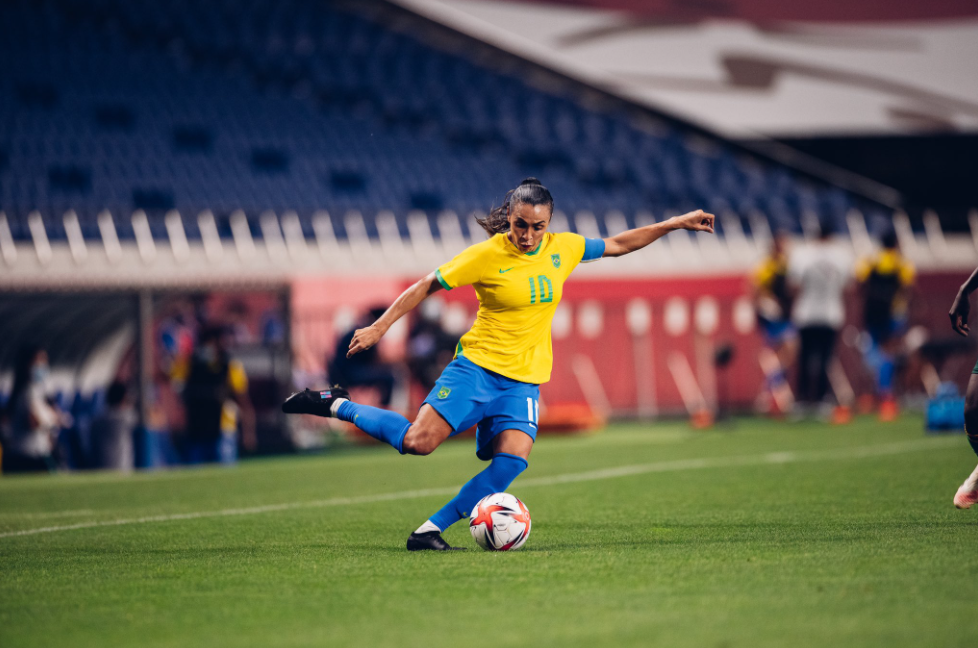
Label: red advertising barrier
xmin=291 ymin=270 xmax=976 ymax=419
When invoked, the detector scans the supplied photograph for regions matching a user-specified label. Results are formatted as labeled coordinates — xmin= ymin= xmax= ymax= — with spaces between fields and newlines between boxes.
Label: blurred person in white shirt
xmin=788 ymin=222 xmax=853 ymax=413
xmin=1 ymin=346 xmax=69 ymax=473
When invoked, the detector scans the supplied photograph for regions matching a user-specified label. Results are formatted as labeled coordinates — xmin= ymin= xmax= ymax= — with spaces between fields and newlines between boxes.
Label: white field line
xmin=0 ymin=509 xmax=97 ymax=519
xmin=0 ymin=437 xmax=961 ymax=540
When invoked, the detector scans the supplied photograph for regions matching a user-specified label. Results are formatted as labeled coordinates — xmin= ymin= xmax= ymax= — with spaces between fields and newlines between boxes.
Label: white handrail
xmin=230 ymin=209 xmax=256 ymax=262
xmin=845 ymin=209 xmax=874 ymax=258
xmin=970 ymin=209 xmax=978 ymax=254
xmin=260 ymin=210 xmax=288 ymax=264
xmin=0 ymin=212 xmax=16 ymax=265
xmin=280 ymin=211 xmax=309 ymax=263
xmin=406 ymin=210 xmax=438 ymax=260
xmin=165 ymin=210 xmax=190 ymax=263
xmin=28 ymin=211 xmax=52 ymax=265
xmin=923 ymin=209 xmax=948 ymax=258
xmin=63 ymin=210 xmax=88 ymax=264
xmin=376 ymin=210 xmax=406 ymax=268
xmin=436 ymin=210 xmax=466 ymax=256
xmin=98 ymin=210 xmax=122 ymax=264
xmin=132 ymin=210 xmax=158 ymax=264
xmin=198 ymin=210 xmax=224 ymax=263
xmin=312 ymin=210 xmax=339 ymax=260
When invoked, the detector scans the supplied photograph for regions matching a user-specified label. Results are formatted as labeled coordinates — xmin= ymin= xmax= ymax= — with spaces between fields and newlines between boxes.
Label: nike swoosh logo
xmin=499 ymin=268 xmax=515 ymax=273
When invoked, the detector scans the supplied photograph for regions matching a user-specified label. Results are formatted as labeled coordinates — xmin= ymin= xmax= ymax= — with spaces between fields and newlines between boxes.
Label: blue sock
xmin=428 ymin=453 xmax=528 ymax=532
xmin=877 ymin=355 xmax=895 ymax=397
xmin=336 ymin=401 xmax=410 ymax=454
xmin=766 ymin=367 xmax=787 ymax=390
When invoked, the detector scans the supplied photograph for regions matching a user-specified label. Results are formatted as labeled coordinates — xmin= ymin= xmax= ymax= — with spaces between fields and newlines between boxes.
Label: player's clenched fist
xmin=675 ymin=209 xmax=715 ymax=233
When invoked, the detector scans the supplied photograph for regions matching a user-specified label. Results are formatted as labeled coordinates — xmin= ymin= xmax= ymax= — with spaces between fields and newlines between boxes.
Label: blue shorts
xmin=422 ymin=355 xmax=539 ymax=461
xmin=867 ymin=317 xmax=907 ymax=345
xmin=760 ymin=318 xmax=796 ymax=346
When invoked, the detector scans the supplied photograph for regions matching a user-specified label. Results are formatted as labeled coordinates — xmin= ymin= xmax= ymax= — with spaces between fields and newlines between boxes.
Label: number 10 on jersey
xmin=528 ymin=275 xmax=553 ymax=304
xmin=526 ymin=397 xmax=539 ymax=427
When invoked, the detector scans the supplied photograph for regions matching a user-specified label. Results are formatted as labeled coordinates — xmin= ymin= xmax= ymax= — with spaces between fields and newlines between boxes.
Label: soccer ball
xmin=469 ymin=492 xmax=531 ymax=551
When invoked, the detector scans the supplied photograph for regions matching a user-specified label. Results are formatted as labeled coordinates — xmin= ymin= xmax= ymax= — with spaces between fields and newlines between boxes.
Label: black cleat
xmin=406 ymin=531 xmax=466 ymax=551
xmin=282 ymin=386 xmax=350 ymax=417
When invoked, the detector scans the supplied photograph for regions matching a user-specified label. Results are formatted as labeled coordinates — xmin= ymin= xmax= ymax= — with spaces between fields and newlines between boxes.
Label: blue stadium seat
xmin=0 ymin=0 xmax=890 ymax=243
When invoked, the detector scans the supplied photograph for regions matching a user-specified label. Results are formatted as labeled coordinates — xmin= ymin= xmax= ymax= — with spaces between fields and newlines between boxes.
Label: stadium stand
xmin=0 ymin=0 xmax=896 ymax=245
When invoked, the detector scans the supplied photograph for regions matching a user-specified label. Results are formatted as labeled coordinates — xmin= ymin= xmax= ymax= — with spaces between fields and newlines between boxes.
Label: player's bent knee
xmin=401 ymin=425 xmax=440 ymax=456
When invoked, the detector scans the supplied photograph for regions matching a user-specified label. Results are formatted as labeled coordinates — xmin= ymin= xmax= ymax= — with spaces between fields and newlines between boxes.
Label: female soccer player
xmin=284 ymin=178 xmax=715 ymax=549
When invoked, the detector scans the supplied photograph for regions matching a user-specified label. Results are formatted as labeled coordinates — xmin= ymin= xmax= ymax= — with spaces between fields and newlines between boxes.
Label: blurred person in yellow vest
xmin=752 ymin=231 xmax=797 ymax=415
xmin=171 ymin=325 xmax=256 ymax=464
xmin=855 ymin=229 xmax=915 ymax=421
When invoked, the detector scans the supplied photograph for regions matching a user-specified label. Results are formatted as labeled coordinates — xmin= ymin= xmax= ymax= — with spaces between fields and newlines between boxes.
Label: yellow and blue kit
xmin=856 ymin=248 xmax=915 ymax=341
xmin=753 ymin=252 xmax=795 ymax=343
xmin=331 ymin=230 xmax=604 ymax=531
xmin=423 ymin=231 xmax=604 ymax=459
xmin=434 ymin=231 xmax=604 ymax=384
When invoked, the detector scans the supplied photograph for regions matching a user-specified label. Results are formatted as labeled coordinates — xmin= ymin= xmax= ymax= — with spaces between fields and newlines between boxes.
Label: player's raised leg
xmin=408 ymin=429 xmax=533 ymax=551
xmin=282 ymin=388 xmax=452 ymax=455
xmin=954 ymin=373 xmax=978 ymax=509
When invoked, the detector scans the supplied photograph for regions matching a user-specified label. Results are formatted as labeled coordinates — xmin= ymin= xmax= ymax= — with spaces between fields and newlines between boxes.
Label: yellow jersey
xmin=435 ymin=232 xmax=601 ymax=384
xmin=855 ymin=248 xmax=915 ymax=319
xmin=171 ymin=355 xmax=249 ymax=434
xmin=855 ymin=249 xmax=915 ymax=287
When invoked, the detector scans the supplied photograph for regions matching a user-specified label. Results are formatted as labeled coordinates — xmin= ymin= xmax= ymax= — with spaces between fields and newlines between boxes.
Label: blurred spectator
xmin=789 ymin=223 xmax=853 ymax=412
xmin=172 ymin=326 xmax=256 ymax=464
xmin=1 ymin=346 xmax=67 ymax=474
xmin=260 ymin=308 xmax=286 ymax=345
xmin=328 ymin=307 xmax=396 ymax=406
xmin=227 ymin=300 xmax=255 ymax=346
xmin=856 ymin=229 xmax=915 ymax=419
xmin=752 ymin=232 xmax=797 ymax=414
xmin=158 ymin=301 xmax=196 ymax=374
xmin=89 ymin=381 xmax=136 ymax=472
xmin=407 ymin=298 xmax=456 ymax=391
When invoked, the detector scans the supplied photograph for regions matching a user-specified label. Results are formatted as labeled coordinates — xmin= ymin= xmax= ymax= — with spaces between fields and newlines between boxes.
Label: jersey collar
xmin=504 ymin=233 xmax=545 ymax=256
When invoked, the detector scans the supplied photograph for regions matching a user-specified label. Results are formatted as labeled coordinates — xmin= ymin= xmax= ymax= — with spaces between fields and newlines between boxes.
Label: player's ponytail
xmin=476 ymin=177 xmax=554 ymax=236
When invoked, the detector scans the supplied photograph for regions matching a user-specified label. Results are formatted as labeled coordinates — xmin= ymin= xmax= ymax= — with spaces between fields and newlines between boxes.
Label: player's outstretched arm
xmin=602 ymin=209 xmax=715 ymax=258
xmin=347 ymin=272 xmax=443 ymax=357
xmin=950 ymin=266 xmax=978 ymax=336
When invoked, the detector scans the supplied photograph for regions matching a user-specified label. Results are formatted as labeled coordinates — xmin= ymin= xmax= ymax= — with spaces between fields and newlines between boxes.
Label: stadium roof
xmin=391 ymin=0 xmax=978 ymax=137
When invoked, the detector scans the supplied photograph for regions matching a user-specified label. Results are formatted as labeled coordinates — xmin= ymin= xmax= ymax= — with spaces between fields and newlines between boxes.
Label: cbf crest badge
xmin=437 ymin=386 xmax=451 ymax=399
xmin=551 ymin=253 xmax=561 ymax=269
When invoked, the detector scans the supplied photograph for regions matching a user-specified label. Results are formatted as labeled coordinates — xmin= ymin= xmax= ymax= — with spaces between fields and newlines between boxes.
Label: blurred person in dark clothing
xmin=172 ymin=326 xmax=256 ymax=464
xmin=1 ymin=346 xmax=68 ymax=474
xmin=407 ymin=297 xmax=456 ymax=392
xmin=328 ymin=307 xmax=397 ymax=406
xmin=89 ymin=381 xmax=136 ymax=472
xmin=855 ymin=229 xmax=915 ymax=420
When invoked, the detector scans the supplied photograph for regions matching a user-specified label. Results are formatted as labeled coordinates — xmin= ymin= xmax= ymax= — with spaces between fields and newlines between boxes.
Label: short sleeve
xmin=899 ymin=261 xmax=916 ymax=286
xmin=435 ymin=239 xmax=494 ymax=290
xmin=581 ymin=238 xmax=606 ymax=263
xmin=227 ymin=361 xmax=248 ymax=394
xmin=854 ymin=258 xmax=872 ymax=282
xmin=754 ymin=261 xmax=772 ymax=288
xmin=170 ymin=356 xmax=189 ymax=384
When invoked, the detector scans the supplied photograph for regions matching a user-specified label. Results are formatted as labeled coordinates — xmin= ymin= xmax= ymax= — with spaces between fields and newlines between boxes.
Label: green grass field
xmin=2 ymin=415 xmax=977 ymax=648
